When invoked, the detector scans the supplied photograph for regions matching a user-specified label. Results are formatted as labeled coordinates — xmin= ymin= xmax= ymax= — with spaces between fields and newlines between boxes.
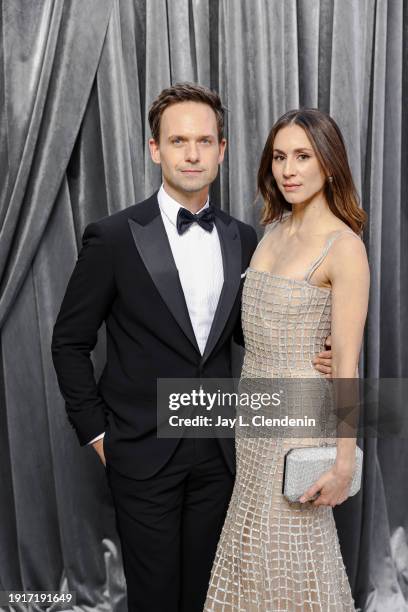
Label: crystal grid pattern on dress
xmin=204 ymin=230 xmax=359 ymax=611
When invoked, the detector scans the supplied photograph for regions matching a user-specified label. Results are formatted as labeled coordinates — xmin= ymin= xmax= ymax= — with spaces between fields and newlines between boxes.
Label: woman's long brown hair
xmin=257 ymin=109 xmax=366 ymax=234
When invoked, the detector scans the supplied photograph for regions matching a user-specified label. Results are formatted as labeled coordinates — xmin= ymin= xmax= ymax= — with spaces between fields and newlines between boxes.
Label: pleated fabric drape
xmin=0 ymin=1 xmax=406 ymax=610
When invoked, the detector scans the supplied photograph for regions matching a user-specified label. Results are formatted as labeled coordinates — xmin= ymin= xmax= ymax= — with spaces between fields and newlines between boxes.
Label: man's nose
xmin=185 ymin=143 xmax=199 ymax=162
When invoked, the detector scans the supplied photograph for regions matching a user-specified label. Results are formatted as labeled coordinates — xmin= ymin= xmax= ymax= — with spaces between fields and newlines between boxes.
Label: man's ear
xmin=149 ymin=138 xmax=161 ymax=165
xmin=218 ymin=138 xmax=227 ymax=164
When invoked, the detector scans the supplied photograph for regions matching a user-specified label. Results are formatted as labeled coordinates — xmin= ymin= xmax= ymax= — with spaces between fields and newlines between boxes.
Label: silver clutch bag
xmin=282 ymin=445 xmax=363 ymax=503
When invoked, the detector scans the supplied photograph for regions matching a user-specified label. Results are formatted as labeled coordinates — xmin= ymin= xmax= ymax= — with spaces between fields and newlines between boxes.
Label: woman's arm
xmin=300 ymin=234 xmax=370 ymax=507
xmin=330 ymin=234 xmax=370 ymax=468
xmin=330 ymin=234 xmax=370 ymax=378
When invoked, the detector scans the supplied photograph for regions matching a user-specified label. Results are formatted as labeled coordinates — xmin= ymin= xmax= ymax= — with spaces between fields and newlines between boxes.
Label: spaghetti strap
xmin=304 ymin=229 xmax=360 ymax=282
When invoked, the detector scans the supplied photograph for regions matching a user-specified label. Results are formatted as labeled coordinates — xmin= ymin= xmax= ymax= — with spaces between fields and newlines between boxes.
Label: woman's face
xmin=271 ymin=124 xmax=327 ymax=206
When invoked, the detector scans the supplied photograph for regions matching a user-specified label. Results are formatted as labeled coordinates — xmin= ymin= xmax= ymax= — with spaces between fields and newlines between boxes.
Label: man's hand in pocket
xmin=92 ymin=437 xmax=106 ymax=467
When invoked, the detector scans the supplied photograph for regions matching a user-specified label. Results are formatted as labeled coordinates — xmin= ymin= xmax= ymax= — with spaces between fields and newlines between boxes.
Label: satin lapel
xmin=128 ymin=215 xmax=200 ymax=354
xmin=201 ymin=214 xmax=242 ymax=364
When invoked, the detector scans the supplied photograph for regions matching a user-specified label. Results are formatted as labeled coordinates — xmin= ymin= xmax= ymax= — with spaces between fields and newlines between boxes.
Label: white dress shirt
xmin=88 ymin=185 xmax=224 ymax=445
xmin=157 ymin=185 xmax=224 ymax=353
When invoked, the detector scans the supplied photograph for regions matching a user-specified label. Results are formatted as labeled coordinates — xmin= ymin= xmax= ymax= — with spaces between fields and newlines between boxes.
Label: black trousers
xmin=106 ymin=438 xmax=234 ymax=612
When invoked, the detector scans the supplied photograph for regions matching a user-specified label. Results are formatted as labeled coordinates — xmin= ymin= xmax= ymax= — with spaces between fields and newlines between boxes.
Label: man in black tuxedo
xmin=52 ymin=83 xmax=332 ymax=612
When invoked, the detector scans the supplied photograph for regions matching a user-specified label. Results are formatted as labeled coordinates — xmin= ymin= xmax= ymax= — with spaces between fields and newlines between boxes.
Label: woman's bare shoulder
xmin=260 ymin=213 xmax=291 ymax=243
xmin=328 ymin=231 xmax=369 ymax=278
xmin=320 ymin=218 xmax=364 ymax=250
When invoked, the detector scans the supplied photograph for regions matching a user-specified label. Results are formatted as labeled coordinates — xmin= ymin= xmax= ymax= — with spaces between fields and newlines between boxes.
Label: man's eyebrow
xmin=168 ymin=134 xmax=215 ymax=140
xmin=273 ymin=147 xmax=314 ymax=153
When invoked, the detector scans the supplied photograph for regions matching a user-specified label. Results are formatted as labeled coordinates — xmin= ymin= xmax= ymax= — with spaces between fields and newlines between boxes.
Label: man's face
xmin=149 ymin=101 xmax=226 ymax=201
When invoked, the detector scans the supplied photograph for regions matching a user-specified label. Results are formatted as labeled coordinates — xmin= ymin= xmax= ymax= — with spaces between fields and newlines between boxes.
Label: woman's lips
xmin=283 ymin=184 xmax=301 ymax=191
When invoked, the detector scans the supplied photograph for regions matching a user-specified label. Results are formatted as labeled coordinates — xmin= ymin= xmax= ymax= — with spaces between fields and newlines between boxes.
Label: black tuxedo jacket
xmin=52 ymin=192 xmax=258 ymax=479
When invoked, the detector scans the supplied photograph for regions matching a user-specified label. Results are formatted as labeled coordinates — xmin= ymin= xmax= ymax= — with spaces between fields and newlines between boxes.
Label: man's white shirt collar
xmin=158 ymin=184 xmax=209 ymax=228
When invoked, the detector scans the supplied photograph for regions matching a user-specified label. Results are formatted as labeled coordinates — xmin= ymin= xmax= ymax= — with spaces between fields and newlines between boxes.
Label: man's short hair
xmin=148 ymin=82 xmax=225 ymax=142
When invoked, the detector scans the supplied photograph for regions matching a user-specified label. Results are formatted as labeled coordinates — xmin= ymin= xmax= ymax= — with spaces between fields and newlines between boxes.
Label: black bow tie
xmin=176 ymin=206 xmax=215 ymax=235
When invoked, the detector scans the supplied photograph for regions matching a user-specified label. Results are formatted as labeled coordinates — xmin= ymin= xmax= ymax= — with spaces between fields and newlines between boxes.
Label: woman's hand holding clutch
xmin=299 ymin=460 xmax=354 ymax=507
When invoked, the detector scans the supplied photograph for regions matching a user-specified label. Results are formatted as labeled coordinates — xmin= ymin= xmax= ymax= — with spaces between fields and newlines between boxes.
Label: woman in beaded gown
xmin=204 ymin=109 xmax=370 ymax=611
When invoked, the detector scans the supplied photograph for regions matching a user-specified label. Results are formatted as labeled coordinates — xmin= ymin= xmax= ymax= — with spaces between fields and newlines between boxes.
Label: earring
xmin=328 ymin=176 xmax=333 ymax=183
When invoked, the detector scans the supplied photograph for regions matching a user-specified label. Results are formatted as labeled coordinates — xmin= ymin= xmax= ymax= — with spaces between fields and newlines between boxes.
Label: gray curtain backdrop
xmin=0 ymin=1 xmax=407 ymax=610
